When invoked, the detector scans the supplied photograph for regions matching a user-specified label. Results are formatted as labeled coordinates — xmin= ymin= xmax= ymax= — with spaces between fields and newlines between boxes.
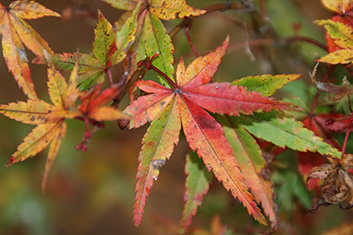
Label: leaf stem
xmin=285 ymin=36 xmax=328 ymax=52
xmin=112 ymin=58 xmax=153 ymax=107
xmin=227 ymin=36 xmax=328 ymax=55
xmin=185 ymin=23 xmax=199 ymax=58
xmin=341 ymin=129 xmax=351 ymax=158
xmin=149 ymin=65 xmax=178 ymax=89
xmin=106 ymin=68 xmax=113 ymax=85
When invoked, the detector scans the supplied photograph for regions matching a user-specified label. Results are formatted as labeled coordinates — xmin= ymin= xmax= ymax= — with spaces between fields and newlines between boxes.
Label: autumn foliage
xmin=1 ymin=0 xmax=353 ymax=234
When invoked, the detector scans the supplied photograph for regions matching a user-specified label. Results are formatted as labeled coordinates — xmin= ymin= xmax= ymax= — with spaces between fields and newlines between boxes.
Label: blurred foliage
xmin=0 ymin=0 xmax=353 ymax=234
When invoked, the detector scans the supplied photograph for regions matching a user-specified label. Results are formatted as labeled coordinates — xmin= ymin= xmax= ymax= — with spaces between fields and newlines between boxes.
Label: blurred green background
xmin=0 ymin=0 xmax=353 ymax=234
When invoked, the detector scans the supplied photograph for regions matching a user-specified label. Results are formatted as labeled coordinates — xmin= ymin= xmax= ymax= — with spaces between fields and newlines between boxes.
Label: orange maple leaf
xmin=0 ymin=1 xmax=60 ymax=99
xmin=0 ymin=62 xmax=129 ymax=191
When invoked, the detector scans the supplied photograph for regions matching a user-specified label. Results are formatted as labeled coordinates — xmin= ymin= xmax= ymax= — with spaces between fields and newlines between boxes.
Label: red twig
xmin=285 ymin=36 xmax=328 ymax=52
xmin=185 ymin=23 xmax=199 ymax=58
xmin=341 ymin=129 xmax=351 ymax=158
xmin=106 ymin=68 xmax=113 ymax=85
xmin=259 ymin=0 xmax=268 ymax=19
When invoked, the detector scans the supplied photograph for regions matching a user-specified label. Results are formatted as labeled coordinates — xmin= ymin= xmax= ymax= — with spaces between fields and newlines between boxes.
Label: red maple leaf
xmin=124 ymin=37 xmax=292 ymax=226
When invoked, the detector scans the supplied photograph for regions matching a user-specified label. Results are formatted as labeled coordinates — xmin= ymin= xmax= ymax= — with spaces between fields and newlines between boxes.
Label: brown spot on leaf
xmin=151 ymin=159 xmax=165 ymax=170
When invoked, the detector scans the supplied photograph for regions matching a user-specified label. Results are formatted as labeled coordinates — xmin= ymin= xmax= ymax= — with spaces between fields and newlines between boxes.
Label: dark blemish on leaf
xmin=151 ymin=159 xmax=166 ymax=170
xmin=5 ymin=157 xmax=15 ymax=167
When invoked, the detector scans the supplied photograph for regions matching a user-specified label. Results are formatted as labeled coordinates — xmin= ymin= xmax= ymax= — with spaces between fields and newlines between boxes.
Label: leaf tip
xmin=5 ymin=157 xmax=15 ymax=167
xmin=224 ymin=35 xmax=230 ymax=48
xmin=133 ymin=216 xmax=142 ymax=227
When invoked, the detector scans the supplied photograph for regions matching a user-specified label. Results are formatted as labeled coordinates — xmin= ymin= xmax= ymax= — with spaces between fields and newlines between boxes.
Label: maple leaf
xmin=320 ymin=12 xmax=353 ymax=52
xmin=104 ymin=0 xmax=205 ymax=84
xmin=38 ymin=10 xmax=131 ymax=91
xmin=238 ymin=112 xmax=342 ymax=158
xmin=0 ymin=66 xmax=76 ymax=192
xmin=212 ymin=74 xmax=302 ymax=230
xmin=321 ymin=0 xmax=353 ymax=14
xmin=316 ymin=19 xmax=353 ymax=64
xmin=0 ymin=62 xmax=129 ymax=191
xmin=233 ymin=74 xmax=302 ymax=97
xmin=0 ymin=1 xmax=60 ymax=99
xmin=179 ymin=151 xmax=212 ymax=233
xmin=298 ymin=115 xmax=341 ymax=191
xmin=124 ymin=37 xmax=294 ymax=227
xmin=218 ymin=115 xmax=278 ymax=230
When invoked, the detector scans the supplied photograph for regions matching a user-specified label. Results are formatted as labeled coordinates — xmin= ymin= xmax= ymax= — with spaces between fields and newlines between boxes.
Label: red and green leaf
xmin=133 ymin=98 xmax=181 ymax=226
xmin=124 ymin=37 xmax=294 ymax=227
xmin=219 ymin=116 xmax=278 ymax=229
xmin=1 ymin=61 xmax=129 ymax=191
xmin=179 ymin=151 xmax=213 ymax=234
xmin=41 ymin=11 xmax=128 ymax=91
xmin=237 ymin=112 xmax=342 ymax=158
xmin=233 ymin=74 xmax=302 ymax=97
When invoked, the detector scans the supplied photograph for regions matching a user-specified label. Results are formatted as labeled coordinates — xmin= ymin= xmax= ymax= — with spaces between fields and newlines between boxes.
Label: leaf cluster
xmin=0 ymin=0 xmax=350 ymax=234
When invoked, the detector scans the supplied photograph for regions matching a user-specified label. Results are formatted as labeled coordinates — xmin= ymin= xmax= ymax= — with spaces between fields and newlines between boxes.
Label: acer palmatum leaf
xmin=133 ymin=98 xmax=181 ymax=226
xmin=0 ymin=1 xmax=60 ymax=99
xmin=1 ymin=63 xmax=129 ymax=191
xmin=233 ymin=74 xmax=302 ymax=97
xmin=179 ymin=151 xmax=212 ymax=233
xmin=321 ymin=0 xmax=353 ymax=14
xmin=238 ymin=112 xmax=341 ymax=158
xmin=125 ymin=37 xmax=293 ymax=227
xmin=220 ymin=116 xmax=277 ymax=229
xmin=104 ymin=0 xmax=205 ymax=84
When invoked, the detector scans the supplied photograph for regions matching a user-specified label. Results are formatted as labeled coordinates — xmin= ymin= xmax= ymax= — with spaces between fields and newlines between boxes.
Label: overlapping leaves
xmin=316 ymin=1 xmax=353 ymax=64
xmin=123 ymin=37 xmax=342 ymax=230
xmin=38 ymin=10 xmax=133 ymax=91
xmin=0 ymin=62 xmax=129 ymax=191
xmin=104 ymin=0 xmax=205 ymax=83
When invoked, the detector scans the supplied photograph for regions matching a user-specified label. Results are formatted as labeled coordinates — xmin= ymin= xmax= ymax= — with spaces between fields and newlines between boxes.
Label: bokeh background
xmin=0 ymin=0 xmax=353 ymax=234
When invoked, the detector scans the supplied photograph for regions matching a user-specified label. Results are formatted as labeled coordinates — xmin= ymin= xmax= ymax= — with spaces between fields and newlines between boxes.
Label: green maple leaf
xmin=39 ymin=10 xmax=136 ymax=91
xmin=103 ymin=0 xmax=205 ymax=84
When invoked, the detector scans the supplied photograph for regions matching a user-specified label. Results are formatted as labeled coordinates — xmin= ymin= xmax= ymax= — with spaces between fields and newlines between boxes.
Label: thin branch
xmin=185 ymin=23 xmax=199 ymax=58
xmin=341 ymin=129 xmax=351 ymax=158
xmin=259 ymin=0 xmax=268 ymax=19
xmin=227 ymin=38 xmax=274 ymax=53
xmin=169 ymin=2 xmax=250 ymax=38
xmin=285 ymin=36 xmax=328 ymax=52
xmin=112 ymin=58 xmax=150 ymax=106
xmin=227 ymin=36 xmax=328 ymax=55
